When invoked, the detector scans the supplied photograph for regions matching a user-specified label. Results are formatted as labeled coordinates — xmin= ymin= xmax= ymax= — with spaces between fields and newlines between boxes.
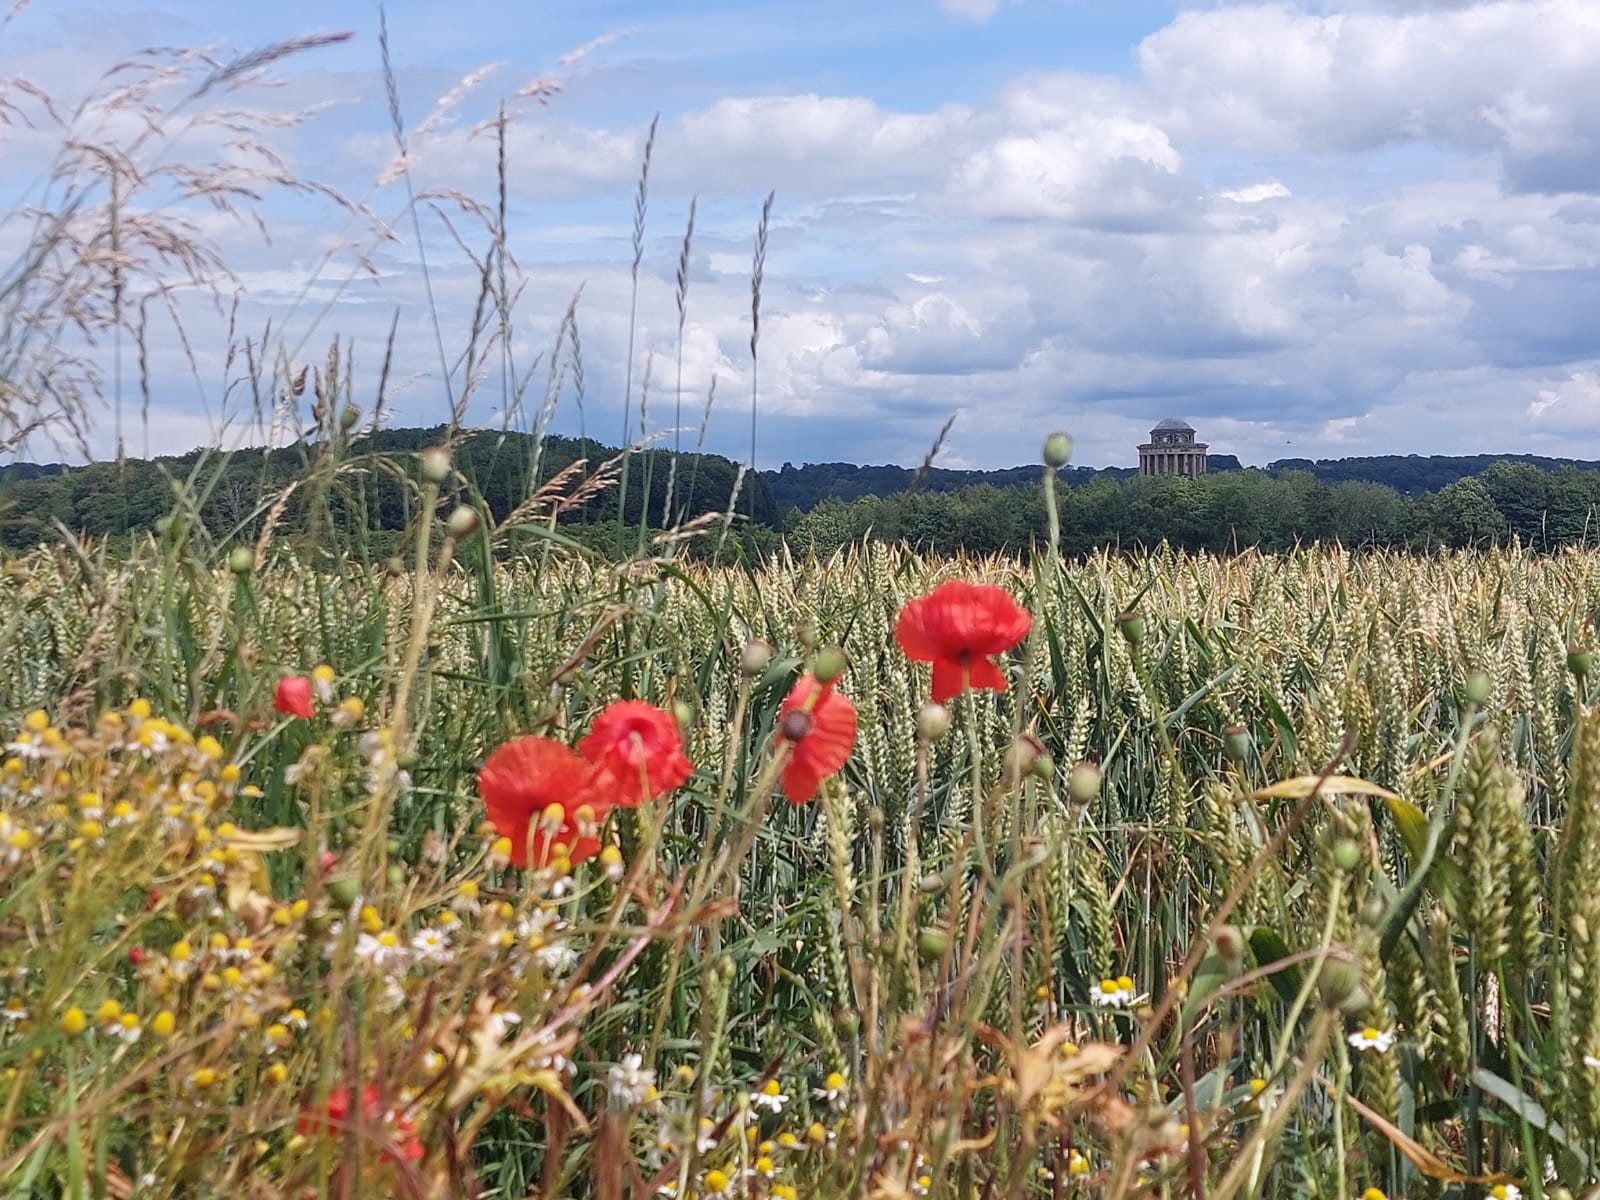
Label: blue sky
xmin=5 ymin=0 xmax=1600 ymax=470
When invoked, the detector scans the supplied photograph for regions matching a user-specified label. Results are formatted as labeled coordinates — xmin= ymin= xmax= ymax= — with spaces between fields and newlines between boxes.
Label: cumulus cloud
xmin=1138 ymin=0 xmax=1600 ymax=193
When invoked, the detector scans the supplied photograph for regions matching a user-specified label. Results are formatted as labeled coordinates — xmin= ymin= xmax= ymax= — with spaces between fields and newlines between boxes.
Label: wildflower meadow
xmin=3 ymin=16 xmax=1600 ymax=1200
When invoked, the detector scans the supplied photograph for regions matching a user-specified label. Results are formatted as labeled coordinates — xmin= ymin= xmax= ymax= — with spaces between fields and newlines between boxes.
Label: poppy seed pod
xmin=1066 ymin=761 xmax=1102 ymax=805
xmin=1116 ymin=612 xmax=1145 ymax=646
xmin=1042 ymin=432 xmax=1074 ymax=468
xmin=917 ymin=702 xmax=951 ymax=742
xmin=1222 ymin=725 xmax=1251 ymax=763
xmin=420 ymin=447 xmax=451 ymax=484
xmin=1463 ymin=671 xmax=1492 ymax=705
xmin=813 ymin=647 xmax=847 ymax=685
xmin=740 ymin=639 xmax=772 ymax=676
xmin=447 ymin=505 xmax=480 ymax=540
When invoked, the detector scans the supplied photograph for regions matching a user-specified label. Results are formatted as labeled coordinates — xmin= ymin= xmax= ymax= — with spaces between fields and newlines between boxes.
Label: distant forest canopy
xmin=0 ymin=426 xmax=776 ymax=553
xmin=5 ymin=425 xmax=1600 ymax=557
xmin=764 ymin=451 xmax=1600 ymax=511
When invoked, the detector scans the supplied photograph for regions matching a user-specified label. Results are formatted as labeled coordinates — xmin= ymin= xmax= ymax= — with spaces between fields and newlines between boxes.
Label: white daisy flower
xmin=1347 ymin=1027 xmax=1396 ymax=1053
xmin=1089 ymin=975 xmax=1141 ymax=1008
xmin=751 ymin=1079 xmax=789 ymax=1113
xmin=608 ymin=1052 xmax=657 ymax=1107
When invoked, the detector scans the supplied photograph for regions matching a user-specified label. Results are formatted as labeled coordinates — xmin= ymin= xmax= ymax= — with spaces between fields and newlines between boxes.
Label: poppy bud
xmin=1212 ymin=924 xmax=1244 ymax=964
xmin=1316 ymin=954 xmax=1362 ymax=1010
xmin=917 ymin=702 xmax=951 ymax=743
xmin=813 ymin=647 xmax=847 ymax=685
xmin=1029 ymin=753 xmax=1055 ymax=782
xmin=420 ymin=447 xmax=451 ymax=484
xmin=1222 ymin=725 xmax=1251 ymax=763
xmin=447 ymin=505 xmax=480 ymax=540
xmin=228 ymin=546 xmax=255 ymax=575
xmin=1042 ymin=432 xmax=1074 ymax=469
xmin=1569 ymin=645 xmax=1593 ymax=681
xmin=327 ymin=877 xmax=360 ymax=909
xmin=779 ymin=710 xmax=814 ymax=742
xmin=1463 ymin=671 xmax=1492 ymax=705
xmin=741 ymin=639 xmax=772 ymax=676
xmin=339 ymin=404 xmax=360 ymax=432
xmin=385 ymin=557 xmax=405 ymax=579
xmin=1116 ymin=612 xmax=1145 ymax=646
xmin=673 ymin=700 xmax=694 ymax=729
xmin=1331 ymin=838 xmax=1362 ymax=873
xmin=795 ymin=622 xmax=820 ymax=650
xmin=1066 ymin=761 xmax=1102 ymax=804
xmin=1359 ymin=895 xmax=1387 ymax=927
xmin=918 ymin=872 xmax=947 ymax=895
xmin=835 ymin=1009 xmax=860 ymax=1036
xmin=1003 ymin=734 xmax=1047 ymax=780
xmin=917 ymin=929 xmax=950 ymax=962
xmin=319 ymin=850 xmax=338 ymax=872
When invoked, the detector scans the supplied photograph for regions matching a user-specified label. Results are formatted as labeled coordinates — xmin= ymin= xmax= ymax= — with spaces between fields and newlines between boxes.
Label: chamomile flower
xmin=1 ymin=998 xmax=27 ymax=1023
xmin=410 ymin=927 xmax=454 ymax=964
xmin=814 ymin=1070 xmax=848 ymax=1108
xmin=1090 ymin=975 xmax=1140 ymax=1007
xmin=1347 ymin=1027 xmax=1396 ymax=1053
xmin=609 ymin=1053 xmax=657 ymax=1108
xmin=355 ymin=931 xmax=407 ymax=969
xmin=1488 ymin=1186 xmax=1522 ymax=1200
xmin=752 ymin=1078 xmax=790 ymax=1113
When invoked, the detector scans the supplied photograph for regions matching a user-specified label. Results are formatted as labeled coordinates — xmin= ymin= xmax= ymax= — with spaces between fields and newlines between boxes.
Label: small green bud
xmin=1569 ymin=645 xmax=1593 ymax=680
xmin=1463 ymin=671 xmax=1492 ymax=705
xmin=228 ymin=546 xmax=255 ymax=575
xmin=1358 ymin=895 xmax=1387 ymax=928
xmin=1116 ymin=611 xmax=1145 ymax=646
xmin=326 ymin=877 xmax=360 ymax=909
xmin=834 ymin=1008 xmax=861 ymax=1037
xmin=446 ymin=505 xmax=480 ymax=540
xmin=813 ymin=647 xmax=847 ymax=685
xmin=1066 ymin=761 xmax=1102 ymax=805
xmin=420 ymin=447 xmax=452 ymax=484
xmin=795 ymin=622 xmax=820 ymax=650
xmin=339 ymin=404 xmax=361 ymax=432
xmin=1222 ymin=724 xmax=1251 ymax=763
xmin=917 ymin=702 xmax=951 ymax=743
xmin=1042 ymin=432 xmax=1074 ymax=469
xmin=1331 ymin=838 xmax=1362 ymax=873
xmin=386 ymin=864 xmax=406 ymax=889
xmin=386 ymin=838 xmax=403 ymax=857
xmin=1029 ymin=753 xmax=1055 ymax=782
xmin=673 ymin=700 xmax=694 ymax=729
xmin=740 ymin=639 xmax=772 ymax=676
xmin=1316 ymin=954 xmax=1363 ymax=1010
xmin=918 ymin=872 xmax=947 ymax=896
xmin=917 ymin=929 xmax=950 ymax=962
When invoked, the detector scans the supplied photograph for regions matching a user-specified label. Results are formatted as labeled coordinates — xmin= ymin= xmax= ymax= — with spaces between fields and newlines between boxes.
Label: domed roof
xmin=1153 ymin=418 xmax=1194 ymax=431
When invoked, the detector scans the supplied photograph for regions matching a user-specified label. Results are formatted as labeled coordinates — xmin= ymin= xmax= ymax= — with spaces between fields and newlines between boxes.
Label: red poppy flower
xmin=297 ymin=1084 xmax=424 ymax=1164
xmin=894 ymin=580 xmax=1032 ymax=704
xmin=274 ymin=675 xmax=314 ymax=719
xmin=578 ymin=700 xmax=693 ymax=806
xmin=478 ymin=736 xmax=609 ymax=868
xmin=775 ymin=674 xmax=857 ymax=803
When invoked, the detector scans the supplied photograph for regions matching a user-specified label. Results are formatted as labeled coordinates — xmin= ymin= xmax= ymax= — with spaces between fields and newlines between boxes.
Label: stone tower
xmin=1138 ymin=418 xmax=1208 ymax=478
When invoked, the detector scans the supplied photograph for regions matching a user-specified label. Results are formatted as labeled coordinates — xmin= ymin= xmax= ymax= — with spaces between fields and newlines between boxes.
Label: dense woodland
xmin=5 ymin=426 xmax=1600 ymax=558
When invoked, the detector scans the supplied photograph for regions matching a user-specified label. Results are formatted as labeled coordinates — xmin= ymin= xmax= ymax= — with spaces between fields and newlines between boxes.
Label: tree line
xmin=5 ymin=427 xmax=1600 ymax=560
xmin=783 ymin=461 xmax=1600 ymax=557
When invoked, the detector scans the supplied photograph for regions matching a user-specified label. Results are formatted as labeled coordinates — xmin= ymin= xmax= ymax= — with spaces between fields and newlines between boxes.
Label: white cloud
xmin=1138 ymin=1 xmax=1600 ymax=192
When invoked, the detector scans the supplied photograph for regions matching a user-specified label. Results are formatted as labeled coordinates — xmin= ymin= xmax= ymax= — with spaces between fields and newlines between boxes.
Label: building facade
xmin=1138 ymin=418 xmax=1208 ymax=478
